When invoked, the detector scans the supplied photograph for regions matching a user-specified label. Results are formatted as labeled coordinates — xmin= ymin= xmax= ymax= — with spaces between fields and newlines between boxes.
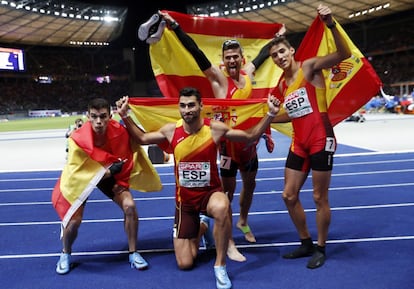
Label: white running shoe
xmin=56 ymin=252 xmax=71 ymax=275
xmin=146 ymin=20 xmax=166 ymax=44
xmin=129 ymin=251 xmax=148 ymax=270
xmin=138 ymin=13 xmax=161 ymax=42
xmin=214 ymin=265 xmax=232 ymax=289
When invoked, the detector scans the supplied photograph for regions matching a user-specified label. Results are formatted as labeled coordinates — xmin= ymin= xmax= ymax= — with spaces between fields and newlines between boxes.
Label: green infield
xmin=0 ymin=115 xmax=122 ymax=132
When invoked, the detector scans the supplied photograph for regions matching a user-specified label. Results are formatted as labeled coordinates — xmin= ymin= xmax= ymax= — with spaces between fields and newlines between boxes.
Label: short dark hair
xmin=179 ymin=87 xmax=202 ymax=103
xmin=269 ymin=35 xmax=293 ymax=50
xmin=88 ymin=98 xmax=110 ymax=113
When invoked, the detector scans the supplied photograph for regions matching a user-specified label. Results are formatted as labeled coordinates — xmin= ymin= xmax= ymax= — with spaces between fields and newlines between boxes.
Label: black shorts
xmin=286 ymin=149 xmax=334 ymax=172
xmin=96 ymin=176 xmax=117 ymax=199
xmin=220 ymin=155 xmax=258 ymax=177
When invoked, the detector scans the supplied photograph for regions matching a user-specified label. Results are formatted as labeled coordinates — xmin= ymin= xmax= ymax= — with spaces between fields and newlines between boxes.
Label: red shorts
xmin=173 ymin=190 xmax=217 ymax=239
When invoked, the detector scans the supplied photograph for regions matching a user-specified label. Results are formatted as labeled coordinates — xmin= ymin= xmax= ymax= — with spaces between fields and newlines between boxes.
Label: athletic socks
xmin=283 ymin=237 xmax=315 ymax=259
xmin=283 ymin=239 xmax=327 ymax=269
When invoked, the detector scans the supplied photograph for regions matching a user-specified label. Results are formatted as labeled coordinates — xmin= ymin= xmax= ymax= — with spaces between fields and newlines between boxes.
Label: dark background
xmin=83 ymin=1 xmax=205 ymax=82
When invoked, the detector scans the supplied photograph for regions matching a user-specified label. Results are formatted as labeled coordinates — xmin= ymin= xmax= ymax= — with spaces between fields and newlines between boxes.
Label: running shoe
xmin=307 ymin=250 xmax=326 ymax=269
xmin=214 ymin=265 xmax=232 ymax=289
xmin=56 ymin=252 xmax=71 ymax=275
xmin=200 ymin=214 xmax=215 ymax=249
xmin=146 ymin=20 xmax=166 ymax=44
xmin=129 ymin=251 xmax=149 ymax=270
xmin=138 ymin=13 xmax=161 ymax=41
xmin=261 ymin=133 xmax=275 ymax=153
xmin=283 ymin=243 xmax=314 ymax=259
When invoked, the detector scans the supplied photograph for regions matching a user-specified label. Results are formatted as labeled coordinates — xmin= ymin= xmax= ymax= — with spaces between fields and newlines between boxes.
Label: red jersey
xmin=170 ymin=118 xmax=222 ymax=206
xmin=221 ymin=70 xmax=257 ymax=163
xmin=279 ymin=68 xmax=335 ymax=155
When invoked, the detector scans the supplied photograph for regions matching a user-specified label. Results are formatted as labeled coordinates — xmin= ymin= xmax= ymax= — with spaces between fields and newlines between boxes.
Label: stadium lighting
xmin=187 ymin=0 xmax=295 ymax=17
xmin=349 ymin=2 xmax=391 ymax=19
xmin=1 ymin=0 xmax=126 ymax=23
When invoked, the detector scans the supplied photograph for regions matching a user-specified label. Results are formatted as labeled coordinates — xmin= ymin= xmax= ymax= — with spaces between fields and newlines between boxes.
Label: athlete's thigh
xmin=239 ymin=169 xmax=257 ymax=190
xmin=284 ymin=167 xmax=308 ymax=198
xmin=311 ymin=170 xmax=332 ymax=200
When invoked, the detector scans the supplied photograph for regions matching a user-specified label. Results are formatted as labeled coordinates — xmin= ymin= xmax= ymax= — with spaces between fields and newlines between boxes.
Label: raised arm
xmin=243 ymin=24 xmax=286 ymax=77
xmin=304 ymin=5 xmax=352 ymax=73
xmin=160 ymin=11 xmax=228 ymax=98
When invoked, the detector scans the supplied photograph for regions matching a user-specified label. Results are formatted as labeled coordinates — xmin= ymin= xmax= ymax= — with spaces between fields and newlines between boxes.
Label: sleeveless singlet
xmin=225 ymin=70 xmax=252 ymax=99
xmin=280 ymin=68 xmax=334 ymax=151
xmin=221 ymin=70 xmax=256 ymax=163
xmin=170 ymin=118 xmax=222 ymax=205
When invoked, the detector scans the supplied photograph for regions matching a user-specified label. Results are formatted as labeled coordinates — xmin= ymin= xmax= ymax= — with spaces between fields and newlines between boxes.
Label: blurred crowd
xmin=0 ymin=11 xmax=413 ymax=116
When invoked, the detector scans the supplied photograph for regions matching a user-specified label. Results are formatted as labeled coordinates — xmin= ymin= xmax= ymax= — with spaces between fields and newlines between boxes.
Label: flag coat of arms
xmin=128 ymin=97 xmax=268 ymax=132
xmin=147 ymin=11 xmax=381 ymax=137
xmin=292 ymin=16 xmax=382 ymax=125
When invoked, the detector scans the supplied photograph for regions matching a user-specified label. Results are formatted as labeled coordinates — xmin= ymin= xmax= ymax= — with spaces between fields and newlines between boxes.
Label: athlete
xmin=116 ymin=87 xmax=280 ymax=289
xmin=268 ymin=4 xmax=351 ymax=269
xmin=53 ymin=98 xmax=155 ymax=275
xmin=157 ymin=11 xmax=283 ymax=260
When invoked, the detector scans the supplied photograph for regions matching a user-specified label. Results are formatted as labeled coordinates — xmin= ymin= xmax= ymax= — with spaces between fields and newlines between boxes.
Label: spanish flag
xmin=128 ymin=97 xmax=268 ymax=135
xmin=294 ymin=16 xmax=382 ymax=125
xmin=51 ymin=120 xmax=162 ymax=228
xmin=150 ymin=10 xmax=284 ymax=99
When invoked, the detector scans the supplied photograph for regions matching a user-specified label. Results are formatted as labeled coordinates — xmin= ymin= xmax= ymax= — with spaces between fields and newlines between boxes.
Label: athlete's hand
xmin=267 ymin=94 xmax=281 ymax=116
xmin=116 ymin=96 xmax=129 ymax=118
xmin=109 ymin=159 xmax=126 ymax=176
xmin=317 ymin=4 xmax=333 ymax=25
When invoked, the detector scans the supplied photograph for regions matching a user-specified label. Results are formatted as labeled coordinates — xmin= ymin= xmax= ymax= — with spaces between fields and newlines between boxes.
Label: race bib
xmin=178 ymin=162 xmax=211 ymax=188
xmin=220 ymin=155 xmax=231 ymax=170
xmin=325 ymin=137 xmax=336 ymax=153
xmin=284 ymin=87 xmax=313 ymax=118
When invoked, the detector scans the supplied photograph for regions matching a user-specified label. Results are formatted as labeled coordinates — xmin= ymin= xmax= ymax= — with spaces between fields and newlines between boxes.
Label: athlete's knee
xmin=243 ymin=179 xmax=256 ymax=192
xmin=66 ymin=217 xmax=82 ymax=234
xmin=312 ymin=190 xmax=328 ymax=206
xmin=282 ymin=191 xmax=299 ymax=206
xmin=177 ymin=259 xmax=194 ymax=270
xmin=123 ymin=200 xmax=137 ymax=216
xmin=176 ymin=254 xmax=195 ymax=270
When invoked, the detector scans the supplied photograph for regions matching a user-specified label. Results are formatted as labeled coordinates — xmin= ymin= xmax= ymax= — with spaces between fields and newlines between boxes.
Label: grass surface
xmin=0 ymin=115 xmax=122 ymax=132
xmin=0 ymin=116 xmax=86 ymax=132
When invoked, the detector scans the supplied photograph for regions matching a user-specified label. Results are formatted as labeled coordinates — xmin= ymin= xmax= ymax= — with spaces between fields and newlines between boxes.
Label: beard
xmin=181 ymin=111 xmax=199 ymax=124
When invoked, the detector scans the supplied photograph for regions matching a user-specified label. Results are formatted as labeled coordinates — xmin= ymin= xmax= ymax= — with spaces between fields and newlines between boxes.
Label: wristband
xmin=327 ymin=21 xmax=336 ymax=29
xmin=170 ymin=21 xmax=179 ymax=30
xmin=267 ymin=111 xmax=276 ymax=118
xmin=119 ymin=112 xmax=130 ymax=119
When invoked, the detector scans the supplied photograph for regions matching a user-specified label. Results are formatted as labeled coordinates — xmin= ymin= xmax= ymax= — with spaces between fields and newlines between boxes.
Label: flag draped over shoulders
xmin=150 ymin=10 xmax=283 ymax=99
xmin=295 ymin=16 xmax=382 ymax=125
xmin=51 ymin=120 xmax=162 ymax=228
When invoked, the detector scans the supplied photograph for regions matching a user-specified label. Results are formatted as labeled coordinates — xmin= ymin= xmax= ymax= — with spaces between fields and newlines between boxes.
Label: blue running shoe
xmin=56 ymin=252 xmax=70 ymax=275
xmin=214 ymin=265 xmax=232 ymax=289
xmin=200 ymin=214 xmax=215 ymax=249
xmin=129 ymin=251 xmax=148 ymax=270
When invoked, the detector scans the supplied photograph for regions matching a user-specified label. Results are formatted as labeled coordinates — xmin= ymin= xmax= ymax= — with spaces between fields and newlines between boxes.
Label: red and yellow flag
xmin=51 ymin=120 xmax=162 ymax=227
xmin=150 ymin=10 xmax=283 ymax=99
xmin=148 ymin=12 xmax=381 ymax=137
xmin=128 ymin=97 xmax=271 ymax=139
xmin=294 ymin=16 xmax=382 ymax=125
